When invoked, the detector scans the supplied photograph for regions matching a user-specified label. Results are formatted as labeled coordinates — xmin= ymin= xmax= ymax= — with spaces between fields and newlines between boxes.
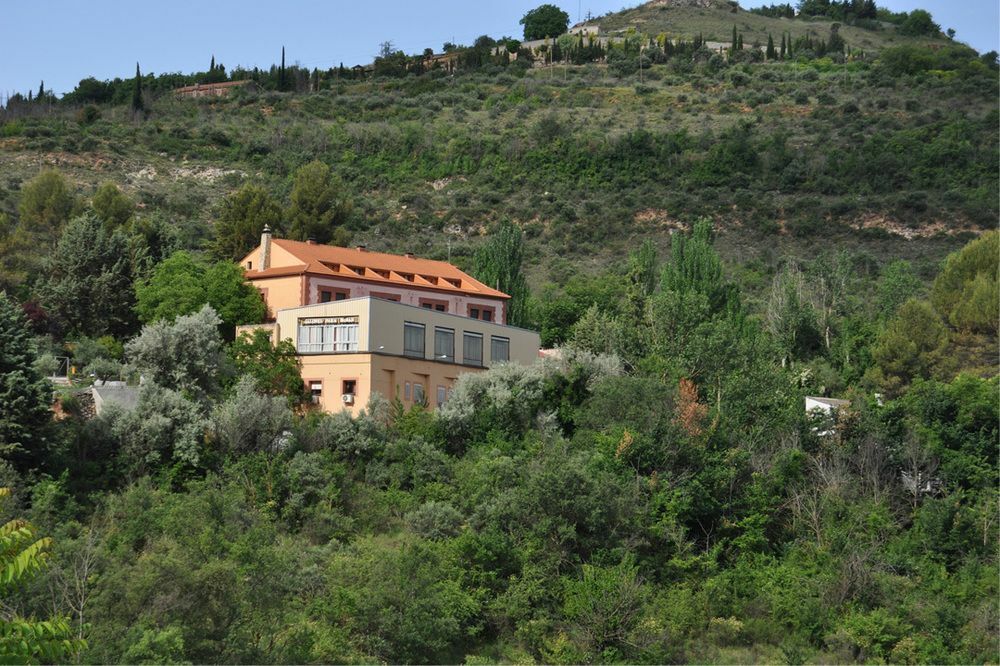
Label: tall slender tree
xmin=279 ymin=47 xmax=286 ymax=91
xmin=131 ymin=62 xmax=143 ymax=113
xmin=472 ymin=221 xmax=530 ymax=327
xmin=766 ymin=34 xmax=776 ymax=59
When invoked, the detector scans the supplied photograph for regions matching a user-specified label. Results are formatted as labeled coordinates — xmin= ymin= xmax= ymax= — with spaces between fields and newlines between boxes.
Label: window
xmin=463 ymin=332 xmax=483 ymax=366
xmin=413 ymin=383 xmax=425 ymax=405
xmin=419 ymin=298 xmax=448 ymax=312
xmin=319 ymin=288 xmax=348 ymax=303
xmin=246 ymin=261 xmax=252 ymax=270
xmin=309 ymin=381 xmax=323 ymax=404
xmin=403 ymin=322 xmax=425 ymax=358
xmin=297 ymin=316 xmax=359 ymax=353
xmin=437 ymin=385 xmax=447 ymax=405
xmin=491 ymin=336 xmax=510 ymax=363
xmin=469 ymin=305 xmax=495 ymax=321
xmin=342 ymin=379 xmax=357 ymax=395
xmin=404 ymin=381 xmax=411 ymax=401
xmin=434 ymin=327 xmax=455 ymax=362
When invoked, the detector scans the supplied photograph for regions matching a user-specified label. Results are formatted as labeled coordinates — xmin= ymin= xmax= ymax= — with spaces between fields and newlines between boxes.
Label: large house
xmin=239 ymin=228 xmax=540 ymax=415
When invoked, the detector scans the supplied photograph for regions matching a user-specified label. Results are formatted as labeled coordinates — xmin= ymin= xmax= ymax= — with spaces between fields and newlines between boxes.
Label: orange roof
xmin=244 ymin=238 xmax=509 ymax=300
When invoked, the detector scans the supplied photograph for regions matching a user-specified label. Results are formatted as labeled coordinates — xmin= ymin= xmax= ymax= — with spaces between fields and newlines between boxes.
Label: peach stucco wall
xmin=299 ymin=352 xmax=484 ymax=417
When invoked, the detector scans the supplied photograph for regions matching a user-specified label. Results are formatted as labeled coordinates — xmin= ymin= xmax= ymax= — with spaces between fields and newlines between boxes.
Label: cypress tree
xmin=780 ymin=33 xmax=787 ymax=58
xmin=731 ymin=24 xmax=738 ymax=51
xmin=210 ymin=55 xmax=216 ymax=72
xmin=766 ymin=34 xmax=776 ymax=59
xmin=37 ymin=81 xmax=45 ymax=102
xmin=737 ymin=33 xmax=744 ymax=51
xmin=279 ymin=46 xmax=286 ymax=91
xmin=131 ymin=62 xmax=144 ymax=113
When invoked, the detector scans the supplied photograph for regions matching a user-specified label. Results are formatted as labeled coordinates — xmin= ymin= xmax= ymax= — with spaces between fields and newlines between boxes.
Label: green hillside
xmin=592 ymin=0 xmax=951 ymax=53
xmin=0 ymin=3 xmax=998 ymax=664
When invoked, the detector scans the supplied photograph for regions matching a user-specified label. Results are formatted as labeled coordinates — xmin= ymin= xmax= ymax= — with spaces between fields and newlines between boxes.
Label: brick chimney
xmin=259 ymin=225 xmax=272 ymax=271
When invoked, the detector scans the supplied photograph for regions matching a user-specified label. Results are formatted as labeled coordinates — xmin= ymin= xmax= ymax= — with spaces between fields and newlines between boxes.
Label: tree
xmin=212 ymin=185 xmax=283 ymax=261
xmin=230 ymin=328 xmax=306 ymax=403
xmin=472 ymin=220 xmax=531 ymax=327
xmin=125 ymin=304 xmax=229 ymax=400
xmin=899 ymin=9 xmax=940 ymax=36
xmin=91 ymin=182 xmax=134 ymax=227
xmin=780 ymin=33 xmax=787 ymax=58
xmin=131 ymin=62 xmax=143 ymax=113
xmin=106 ymin=382 xmax=209 ymax=477
xmin=135 ymin=251 xmax=265 ymax=333
xmin=0 ymin=293 xmax=52 ymax=460
xmin=660 ymin=219 xmax=730 ymax=312
xmin=520 ymin=4 xmax=570 ymax=40
xmin=279 ymin=47 xmax=287 ymax=91
xmin=765 ymin=265 xmax=822 ymax=367
xmin=930 ymin=231 xmax=999 ymax=335
xmin=17 ymin=170 xmax=75 ymax=236
xmin=287 ymin=161 xmax=352 ymax=244
xmin=766 ymin=34 xmax=776 ymax=60
xmin=876 ymin=260 xmax=922 ymax=320
xmin=870 ymin=299 xmax=948 ymax=396
xmin=39 ymin=213 xmax=141 ymax=338
xmin=210 ymin=376 xmax=293 ymax=456
xmin=0 ymin=488 xmax=84 ymax=662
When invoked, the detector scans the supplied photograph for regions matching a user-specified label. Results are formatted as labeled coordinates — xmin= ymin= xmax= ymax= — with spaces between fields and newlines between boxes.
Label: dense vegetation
xmin=0 ymin=1 xmax=996 ymax=662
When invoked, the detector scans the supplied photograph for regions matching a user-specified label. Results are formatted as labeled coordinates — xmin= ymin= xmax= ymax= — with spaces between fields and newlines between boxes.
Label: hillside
xmin=590 ymin=0 xmax=952 ymax=52
xmin=1 ymin=53 xmax=995 ymax=290
xmin=0 ymin=5 xmax=998 ymax=665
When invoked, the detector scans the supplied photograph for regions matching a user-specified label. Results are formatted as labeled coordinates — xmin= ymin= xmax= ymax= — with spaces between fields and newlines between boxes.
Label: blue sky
xmin=1 ymin=0 xmax=996 ymax=97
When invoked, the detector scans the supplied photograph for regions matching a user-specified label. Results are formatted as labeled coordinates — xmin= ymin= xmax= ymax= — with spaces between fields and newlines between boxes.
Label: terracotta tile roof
xmin=245 ymin=239 xmax=509 ymax=299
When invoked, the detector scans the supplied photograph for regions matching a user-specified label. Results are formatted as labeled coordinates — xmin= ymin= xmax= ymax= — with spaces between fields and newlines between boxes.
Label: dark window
xmin=404 ymin=322 xmax=425 ymax=358
xmin=470 ymin=307 xmax=480 ymax=319
xmin=482 ymin=309 xmax=493 ymax=322
xmin=422 ymin=303 xmax=433 ymax=310
xmin=463 ymin=332 xmax=483 ymax=366
xmin=320 ymin=290 xmax=333 ymax=303
xmin=491 ymin=336 xmax=510 ymax=363
xmin=435 ymin=303 xmax=446 ymax=312
xmin=434 ymin=327 xmax=455 ymax=362
xmin=342 ymin=379 xmax=357 ymax=395
xmin=336 ymin=292 xmax=348 ymax=301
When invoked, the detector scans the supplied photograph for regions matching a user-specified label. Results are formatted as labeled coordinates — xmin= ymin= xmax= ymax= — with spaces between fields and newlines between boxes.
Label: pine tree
xmin=0 ymin=292 xmax=53 ymax=461
xmin=131 ymin=62 xmax=144 ymax=113
xmin=766 ymin=34 xmax=776 ymax=59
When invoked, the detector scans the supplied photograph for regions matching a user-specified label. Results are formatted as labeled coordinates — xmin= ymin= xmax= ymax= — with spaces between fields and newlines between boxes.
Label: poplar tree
xmin=472 ymin=221 xmax=530 ymax=328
